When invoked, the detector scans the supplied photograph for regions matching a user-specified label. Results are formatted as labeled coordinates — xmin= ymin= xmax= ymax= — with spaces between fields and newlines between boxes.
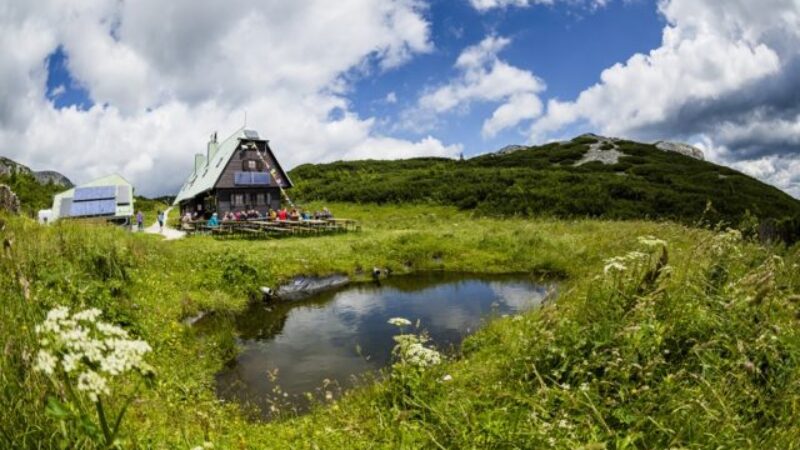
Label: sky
xmin=0 ymin=0 xmax=798 ymax=198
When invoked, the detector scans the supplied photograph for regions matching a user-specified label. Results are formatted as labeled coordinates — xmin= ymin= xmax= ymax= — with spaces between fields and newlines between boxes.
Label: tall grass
xmin=1 ymin=204 xmax=798 ymax=448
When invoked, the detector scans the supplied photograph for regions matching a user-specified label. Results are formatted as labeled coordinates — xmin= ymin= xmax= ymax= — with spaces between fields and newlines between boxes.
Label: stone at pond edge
xmin=275 ymin=274 xmax=350 ymax=301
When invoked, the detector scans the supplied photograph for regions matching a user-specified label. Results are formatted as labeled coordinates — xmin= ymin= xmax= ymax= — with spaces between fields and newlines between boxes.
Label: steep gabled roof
xmin=173 ymin=128 xmax=292 ymax=205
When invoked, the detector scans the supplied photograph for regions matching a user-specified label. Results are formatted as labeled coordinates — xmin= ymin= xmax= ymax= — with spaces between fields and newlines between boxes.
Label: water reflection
xmin=214 ymin=272 xmax=550 ymax=419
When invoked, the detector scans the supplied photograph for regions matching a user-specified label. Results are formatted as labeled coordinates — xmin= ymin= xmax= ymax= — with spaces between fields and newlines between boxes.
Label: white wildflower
xmin=72 ymin=308 xmax=102 ymax=322
xmin=62 ymin=352 xmax=81 ymax=373
xmin=603 ymin=260 xmax=627 ymax=275
xmin=97 ymin=322 xmax=129 ymax=338
xmin=638 ymin=236 xmax=667 ymax=248
xmin=33 ymin=350 xmax=57 ymax=376
xmin=76 ymin=370 xmax=110 ymax=402
xmin=388 ymin=317 xmax=412 ymax=327
xmin=442 ymin=374 xmax=453 ymax=382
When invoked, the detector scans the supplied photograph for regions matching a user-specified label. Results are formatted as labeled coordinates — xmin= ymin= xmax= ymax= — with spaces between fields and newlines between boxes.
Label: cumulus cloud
xmin=408 ymin=35 xmax=545 ymax=137
xmin=0 ymin=0 xmax=458 ymax=196
xmin=529 ymin=0 xmax=800 ymax=197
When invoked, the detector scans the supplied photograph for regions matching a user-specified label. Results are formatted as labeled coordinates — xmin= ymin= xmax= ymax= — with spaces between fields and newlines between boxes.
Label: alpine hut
xmin=42 ymin=174 xmax=135 ymax=224
xmin=173 ymin=128 xmax=293 ymax=218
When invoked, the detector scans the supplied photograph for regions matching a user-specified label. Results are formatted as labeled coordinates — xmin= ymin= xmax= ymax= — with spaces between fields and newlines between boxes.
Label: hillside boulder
xmin=0 ymin=184 xmax=20 ymax=214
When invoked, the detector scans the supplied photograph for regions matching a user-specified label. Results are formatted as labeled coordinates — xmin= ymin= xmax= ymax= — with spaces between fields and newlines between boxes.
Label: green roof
xmin=173 ymin=128 xmax=291 ymax=205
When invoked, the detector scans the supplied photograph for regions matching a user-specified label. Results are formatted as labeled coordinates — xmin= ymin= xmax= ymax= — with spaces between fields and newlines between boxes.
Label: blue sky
xmin=349 ymin=0 xmax=664 ymax=154
xmin=4 ymin=0 xmax=799 ymax=197
xmin=43 ymin=0 xmax=664 ymax=157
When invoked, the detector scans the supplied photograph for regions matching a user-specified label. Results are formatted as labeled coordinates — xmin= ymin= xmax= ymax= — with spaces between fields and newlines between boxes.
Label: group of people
xmin=134 ymin=210 xmax=166 ymax=232
xmin=180 ymin=206 xmax=334 ymax=228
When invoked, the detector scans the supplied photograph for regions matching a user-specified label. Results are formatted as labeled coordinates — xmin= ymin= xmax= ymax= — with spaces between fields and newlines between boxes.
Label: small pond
xmin=212 ymin=272 xmax=551 ymax=418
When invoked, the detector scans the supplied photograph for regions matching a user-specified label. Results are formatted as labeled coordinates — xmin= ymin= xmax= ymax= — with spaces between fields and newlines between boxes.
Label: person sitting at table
xmin=322 ymin=207 xmax=333 ymax=219
xmin=250 ymin=209 xmax=259 ymax=219
xmin=289 ymin=208 xmax=300 ymax=221
xmin=278 ymin=207 xmax=288 ymax=221
xmin=301 ymin=210 xmax=310 ymax=220
xmin=269 ymin=208 xmax=277 ymax=220
xmin=207 ymin=212 xmax=219 ymax=228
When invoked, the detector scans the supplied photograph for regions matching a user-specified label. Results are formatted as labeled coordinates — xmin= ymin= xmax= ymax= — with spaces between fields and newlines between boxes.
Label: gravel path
xmin=143 ymin=207 xmax=186 ymax=240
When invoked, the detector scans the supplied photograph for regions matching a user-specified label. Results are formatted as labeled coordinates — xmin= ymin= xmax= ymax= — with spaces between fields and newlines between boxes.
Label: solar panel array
xmin=62 ymin=184 xmax=126 ymax=218
xmin=74 ymin=186 xmax=117 ymax=201
xmin=69 ymin=199 xmax=117 ymax=217
xmin=234 ymin=171 xmax=270 ymax=185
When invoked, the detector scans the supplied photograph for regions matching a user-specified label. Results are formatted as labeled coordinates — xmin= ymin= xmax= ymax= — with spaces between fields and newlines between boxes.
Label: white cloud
xmin=529 ymin=0 xmax=800 ymax=198
xmin=385 ymin=92 xmax=398 ymax=104
xmin=0 ymin=0 xmax=455 ymax=196
xmin=410 ymin=35 xmax=545 ymax=137
xmin=469 ymin=0 xmax=610 ymax=12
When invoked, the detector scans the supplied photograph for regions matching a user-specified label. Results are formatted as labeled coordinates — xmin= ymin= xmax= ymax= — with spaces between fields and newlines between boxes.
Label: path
xmin=143 ymin=207 xmax=186 ymax=240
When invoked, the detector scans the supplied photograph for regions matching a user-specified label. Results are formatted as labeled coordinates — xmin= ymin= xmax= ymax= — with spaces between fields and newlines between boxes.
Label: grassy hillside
xmin=1 ymin=204 xmax=799 ymax=448
xmin=290 ymin=136 xmax=800 ymax=238
xmin=0 ymin=171 xmax=67 ymax=215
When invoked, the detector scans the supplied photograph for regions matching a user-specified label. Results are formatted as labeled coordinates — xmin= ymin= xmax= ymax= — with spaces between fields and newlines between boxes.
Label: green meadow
xmin=1 ymin=203 xmax=799 ymax=448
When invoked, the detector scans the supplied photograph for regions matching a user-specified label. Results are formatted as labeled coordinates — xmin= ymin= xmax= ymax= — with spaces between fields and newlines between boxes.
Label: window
xmin=232 ymin=194 xmax=243 ymax=206
xmin=247 ymin=160 xmax=257 ymax=170
xmin=256 ymin=193 xmax=265 ymax=205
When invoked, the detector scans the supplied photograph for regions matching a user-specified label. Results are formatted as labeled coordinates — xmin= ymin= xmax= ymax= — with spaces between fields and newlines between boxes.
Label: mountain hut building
xmin=173 ymin=129 xmax=293 ymax=218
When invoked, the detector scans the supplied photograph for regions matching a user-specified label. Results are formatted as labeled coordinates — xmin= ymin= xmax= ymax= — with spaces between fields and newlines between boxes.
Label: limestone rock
xmin=654 ymin=141 xmax=705 ymax=160
xmin=0 ymin=184 xmax=20 ymax=214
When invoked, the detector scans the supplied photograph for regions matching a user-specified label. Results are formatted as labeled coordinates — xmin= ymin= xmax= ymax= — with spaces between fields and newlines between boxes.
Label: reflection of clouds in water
xmin=218 ymin=276 xmax=550 ymax=415
xmin=488 ymin=282 xmax=548 ymax=311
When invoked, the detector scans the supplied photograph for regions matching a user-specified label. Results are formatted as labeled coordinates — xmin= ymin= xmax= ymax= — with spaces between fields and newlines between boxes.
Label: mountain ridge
xmin=290 ymin=134 xmax=800 ymax=241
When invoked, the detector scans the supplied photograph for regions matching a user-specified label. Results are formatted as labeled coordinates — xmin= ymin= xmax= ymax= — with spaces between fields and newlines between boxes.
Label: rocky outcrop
xmin=654 ymin=141 xmax=704 ymax=161
xmin=573 ymin=135 xmax=626 ymax=166
xmin=0 ymin=184 xmax=20 ymax=214
xmin=0 ymin=156 xmax=73 ymax=187
xmin=33 ymin=170 xmax=73 ymax=187
xmin=274 ymin=274 xmax=350 ymax=301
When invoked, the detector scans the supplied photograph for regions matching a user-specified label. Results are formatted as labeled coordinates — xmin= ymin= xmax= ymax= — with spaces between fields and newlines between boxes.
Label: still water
xmin=213 ymin=272 xmax=550 ymax=418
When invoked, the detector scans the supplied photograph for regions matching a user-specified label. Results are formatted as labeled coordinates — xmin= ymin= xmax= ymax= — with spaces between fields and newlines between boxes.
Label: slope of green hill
xmin=290 ymin=135 xmax=800 ymax=239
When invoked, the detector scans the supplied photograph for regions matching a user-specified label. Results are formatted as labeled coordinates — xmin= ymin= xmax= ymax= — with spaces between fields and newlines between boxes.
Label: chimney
xmin=207 ymin=132 xmax=218 ymax=163
xmin=194 ymin=153 xmax=206 ymax=174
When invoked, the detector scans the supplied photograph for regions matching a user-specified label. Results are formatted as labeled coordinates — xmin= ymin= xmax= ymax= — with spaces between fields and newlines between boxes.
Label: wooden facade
xmin=176 ymin=131 xmax=292 ymax=218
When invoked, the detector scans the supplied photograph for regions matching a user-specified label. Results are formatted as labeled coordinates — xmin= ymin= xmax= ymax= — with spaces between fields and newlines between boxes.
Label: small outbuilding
xmin=173 ymin=128 xmax=293 ymax=218
xmin=42 ymin=174 xmax=135 ymax=224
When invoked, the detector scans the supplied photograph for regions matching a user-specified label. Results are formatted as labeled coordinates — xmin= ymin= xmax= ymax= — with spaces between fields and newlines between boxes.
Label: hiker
xmin=136 ymin=211 xmax=144 ymax=231
xmin=278 ymin=208 xmax=288 ymax=221
xmin=157 ymin=210 xmax=165 ymax=232
xmin=322 ymin=207 xmax=332 ymax=219
xmin=289 ymin=208 xmax=300 ymax=221
xmin=207 ymin=213 xmax=219 ymax=228
xmin=269 ymin=208 xmax=277 ymax=220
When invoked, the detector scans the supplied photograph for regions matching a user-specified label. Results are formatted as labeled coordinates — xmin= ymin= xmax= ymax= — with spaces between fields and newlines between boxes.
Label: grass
xmin=1 ymin=203 xmax=799 ymax=448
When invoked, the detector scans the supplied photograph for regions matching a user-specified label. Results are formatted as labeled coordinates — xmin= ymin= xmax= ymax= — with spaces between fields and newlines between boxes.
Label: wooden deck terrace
xmin=180 ymin=217 xmax=359 ymax=239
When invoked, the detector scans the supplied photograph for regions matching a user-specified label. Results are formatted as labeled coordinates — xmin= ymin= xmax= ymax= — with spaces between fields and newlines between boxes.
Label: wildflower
xmin=76 ymin=370 xmax=110 ymax=402
xmin=72 ymin=308 xmax=102 ymax=322
xmin=33 ymin=350 xmax=57 ymax=376
xmin=388 ymin=317 xmax=412 ymax=327
xmin=579 ymin=383 xmax=589 ymax=392
xmin=442 ymin=374 xmax=453 ymax=382
xmin=638 ymin=236 xmax=667 ymax=248
xmin=603 ymin=260 xmax=626 ymax=275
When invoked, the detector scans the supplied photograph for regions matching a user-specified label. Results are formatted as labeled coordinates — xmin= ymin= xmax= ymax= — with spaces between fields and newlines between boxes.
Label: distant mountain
xmin=290 ymin=134 xmax=800 ymax=241
xmin=0 ymin=156 xmax=73 ymax=188
xmin=0 ymin=156 xmax=72 ymax=214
